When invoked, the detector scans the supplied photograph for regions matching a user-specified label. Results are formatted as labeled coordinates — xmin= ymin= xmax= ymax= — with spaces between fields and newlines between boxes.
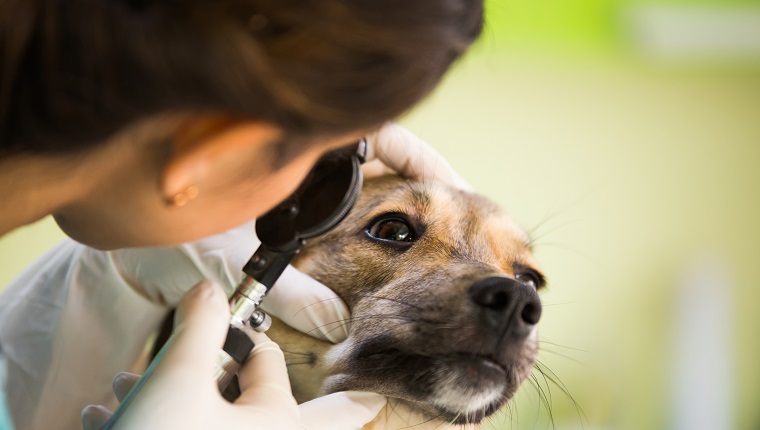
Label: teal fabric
xmin=0 ymin=353 xmax=14 ymax=430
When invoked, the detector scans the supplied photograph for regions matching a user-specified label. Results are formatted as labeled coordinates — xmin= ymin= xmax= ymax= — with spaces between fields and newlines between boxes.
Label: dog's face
xmin=287 ymin=175 xmax=544 ymax=425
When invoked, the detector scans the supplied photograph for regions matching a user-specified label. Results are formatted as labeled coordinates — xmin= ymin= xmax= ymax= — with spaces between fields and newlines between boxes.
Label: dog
xmin=264 ymin=174 xmax=545 ymax=428
xmin=150 ymin=174 xmax=545 ymax=428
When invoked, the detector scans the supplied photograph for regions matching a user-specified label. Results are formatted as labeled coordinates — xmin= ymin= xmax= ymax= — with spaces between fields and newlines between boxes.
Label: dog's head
xmin=290 ymin=175 xmax=544 ymax=424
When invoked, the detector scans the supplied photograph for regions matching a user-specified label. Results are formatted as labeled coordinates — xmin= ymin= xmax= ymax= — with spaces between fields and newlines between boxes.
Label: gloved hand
xmin=81 ymin=281 xmax=384 ymax=430
xmin=363 ymin=122 xmax=473 ymax=191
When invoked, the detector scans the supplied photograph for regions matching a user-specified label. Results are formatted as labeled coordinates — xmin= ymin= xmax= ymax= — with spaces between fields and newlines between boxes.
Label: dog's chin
xmin=323 ymin=347 xmax=531 ymax=424
xmin=426 ymin=353 xmax=516 ymax=423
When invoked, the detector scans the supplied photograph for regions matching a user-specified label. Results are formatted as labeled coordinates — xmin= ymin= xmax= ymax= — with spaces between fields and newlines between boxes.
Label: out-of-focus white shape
xmin=672 ymin=255 xmax=734 ymax=430
xmin=625 ymin=5 xmax=760 ymax=62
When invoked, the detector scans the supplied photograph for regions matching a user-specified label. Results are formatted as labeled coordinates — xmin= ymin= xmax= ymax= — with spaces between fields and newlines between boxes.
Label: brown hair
xmin=0 ymin=0 xmax=483 ymax=153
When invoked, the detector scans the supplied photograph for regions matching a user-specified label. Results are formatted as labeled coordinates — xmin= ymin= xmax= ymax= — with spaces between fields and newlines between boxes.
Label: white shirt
xmin=0 ymin=222 xmax=256 ymax=430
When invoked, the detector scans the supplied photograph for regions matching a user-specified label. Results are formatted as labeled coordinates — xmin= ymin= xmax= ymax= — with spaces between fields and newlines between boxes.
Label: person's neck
xmin=0 ymin=151 xmax=92 ymax=237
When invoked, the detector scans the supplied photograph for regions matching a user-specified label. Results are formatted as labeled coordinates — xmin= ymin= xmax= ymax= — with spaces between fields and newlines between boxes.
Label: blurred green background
xmin=1 ymin=0 xmax=758 ymax=429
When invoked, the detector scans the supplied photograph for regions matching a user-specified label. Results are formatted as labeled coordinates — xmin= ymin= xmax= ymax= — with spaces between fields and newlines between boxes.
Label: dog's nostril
xmin=521 ymin=301 xmax=542 ymax=325
xmin=482 ymin=289 xmax=508 ymax=310
xmin=469 ymin=278 xmax=511 ymax=310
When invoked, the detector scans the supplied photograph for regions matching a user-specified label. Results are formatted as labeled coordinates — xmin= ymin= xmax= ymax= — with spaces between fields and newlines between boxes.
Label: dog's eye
xmin=515 ymin=272 xmax=540 ymax=289
xmin=368 ymin=218 xmax=414 ymax=243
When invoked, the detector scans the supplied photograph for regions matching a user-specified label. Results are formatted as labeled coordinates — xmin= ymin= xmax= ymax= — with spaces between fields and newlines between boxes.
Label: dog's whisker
xmin=539 ymin=369 xmax=555 ymax=414
xmin=303 ymin=314 xmax=414 ymax=337
xmin=386 ymin=397 xmax=405 ymax=427
xmin=540 ymin=301 xmax=575 ymax=307
xmin=357 ymin=365 xmax=408 ymax=373
xmin=538 ymin=339 xmax=589 ymax=353
xmin=307 ymin=315 xmax=410 ymax=334
xmin=530 ymin=371 xmax=556 ymax=429
xmin=538 ymin=348 xmax=589 ymax=367
xmin=527 ymin=374 xmax=550 ymax=427
xmin=525 ymin=190 xmax=592 ymax=240
xmin=448 ymin=412 xmax=462 ymax=427
xmin=411 ymin=368 xmax=433 ymax=384
xmin=529 ymin=218 xmax=584 ymax=245
xmin=535 ymin=361 xmax=573 ymax=395
xmin=515 ymin=394 xmax=525 ymax=426
xmin=534 ymin=360 xmax=586 ymax=427
xmin=346 ymin=313 xmax=415 ymax=321
xmin=505 ymin=395 xmax=518 ymax=428
xmin=284 ymin=361 xmax=315 ymax=367
xmin=529 ymin=240 xmax=602 ymax=266
xmin=352 ymin=293 xmax=424 ymax=310
xmin=325 ymin=313 xmax=414 ymax=324
xmin=290 ymin=297 xmax=347 ymax=318
xmin=280 ymin=349 xmax=312 ymax=356
xmin=431 ymin=414 xmax=449 ymax=430
xmin=338 ymin=322 xmax=422 ymax=350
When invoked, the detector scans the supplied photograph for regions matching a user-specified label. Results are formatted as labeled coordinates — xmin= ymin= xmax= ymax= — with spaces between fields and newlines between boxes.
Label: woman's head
xmin=1 ymin=0 xmax=483 ymax=152
xmin=0 ymin=0 xmax=484 ymax=248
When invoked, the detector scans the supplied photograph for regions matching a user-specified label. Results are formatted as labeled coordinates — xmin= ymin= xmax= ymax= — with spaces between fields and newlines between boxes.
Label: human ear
xmin=160 ymin=116 xmax=283 ymax=205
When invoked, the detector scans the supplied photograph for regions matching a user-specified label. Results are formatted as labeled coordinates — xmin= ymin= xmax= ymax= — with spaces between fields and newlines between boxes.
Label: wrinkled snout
xmin=469 ymin=276 xmax=542 ymax=339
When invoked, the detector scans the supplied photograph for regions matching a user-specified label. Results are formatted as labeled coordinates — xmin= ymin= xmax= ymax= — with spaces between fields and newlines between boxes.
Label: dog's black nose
xmin=469 ymin=276 xmax=542 ymax=337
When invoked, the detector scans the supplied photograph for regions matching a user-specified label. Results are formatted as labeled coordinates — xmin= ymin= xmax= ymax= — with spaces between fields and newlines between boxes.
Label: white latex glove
xmin=81 ymin=281 xmax=384 ymax=430
xmin=363 ymin=123 xmax=473 ymax=191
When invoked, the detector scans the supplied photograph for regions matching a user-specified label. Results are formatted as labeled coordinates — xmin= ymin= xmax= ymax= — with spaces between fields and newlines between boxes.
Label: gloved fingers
xmin=93 ymin=282 xmax=230 ymax=426
xmin=261 ymin=265 xmax=350 ymax=343
xmin=112 ymin=372 xmax=140 ymax=403
xmin=361 ymin=159 xmax=394 ymax=178
xmin=298 ymin=391 xmax=387 ymax=430
xmin=81 ymin=404 xmax=112 ymax=430
xmin=365 ymin=123 xmax=473 ymax=191
xmin=158 ymin=280 xmax=230 ymax=383
xmin=235 ymin=331 xmax=298 ymax=414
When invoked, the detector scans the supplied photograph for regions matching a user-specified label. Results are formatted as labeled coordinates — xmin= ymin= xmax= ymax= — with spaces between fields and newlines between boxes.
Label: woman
xmin=0 ymin=0 xmax=483 ymax=429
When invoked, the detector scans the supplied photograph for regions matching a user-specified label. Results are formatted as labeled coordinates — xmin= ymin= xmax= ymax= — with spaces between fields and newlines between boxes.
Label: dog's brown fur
xmin=268 ymin=175 xmax=544 ymax=429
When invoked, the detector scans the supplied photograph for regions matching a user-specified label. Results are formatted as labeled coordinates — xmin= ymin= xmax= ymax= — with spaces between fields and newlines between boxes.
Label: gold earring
xmin=167 ymin=185 xmax=199 ymax=208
